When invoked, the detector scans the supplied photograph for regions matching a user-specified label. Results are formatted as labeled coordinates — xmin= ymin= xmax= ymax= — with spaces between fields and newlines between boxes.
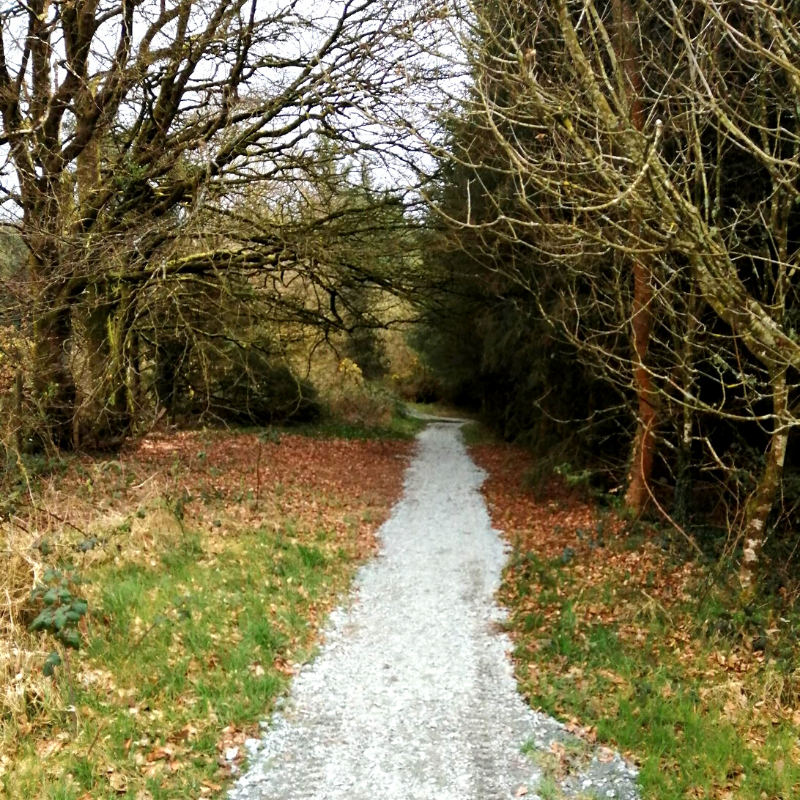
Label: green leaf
xmin=53 ymin=608 xmax=69 ymax=631
xmin=42 ymin=651 xmax=61 ymax=677
xmin=42 ymin=588 xmax=58 ymax=606
xmin=70 ymin=599 xmax=88 ymax=616
xmin=29 ymin=609 xmax=53 ymax=632
xmin=58 ymin=629 xmax=81 ymax=650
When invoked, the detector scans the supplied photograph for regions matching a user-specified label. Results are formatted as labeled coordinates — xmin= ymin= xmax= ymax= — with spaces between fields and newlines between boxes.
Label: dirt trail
xmin=226 ymin=424 xmax=639 ymax=800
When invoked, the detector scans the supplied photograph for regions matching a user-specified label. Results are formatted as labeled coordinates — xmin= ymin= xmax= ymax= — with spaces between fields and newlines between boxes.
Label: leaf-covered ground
xmin=470 ymin=439 xmax=800 ymax=800
xmin=1 ymin=428 xmax=414 ymax=800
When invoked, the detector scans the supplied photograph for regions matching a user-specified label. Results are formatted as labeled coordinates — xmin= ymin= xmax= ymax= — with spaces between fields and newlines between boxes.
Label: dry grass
xmin=0 ymin=426 xmax=414 ymax=797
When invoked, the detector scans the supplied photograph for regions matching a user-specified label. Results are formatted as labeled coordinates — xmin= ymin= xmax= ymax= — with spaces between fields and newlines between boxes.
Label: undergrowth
xmin=286 ymin=407 xmax=425 ymax=440
xmin=459 ymin=421 xmax=498 ymax=447
xmin=472 ymin=443 xmax=800 ymax=800
xmin=4 ymin=523 xmax=357 ymax=800
xmin=506 ymin=552 xmax=800 ymax=799
xmin=1 ymin=429 xmax=412 ymax=799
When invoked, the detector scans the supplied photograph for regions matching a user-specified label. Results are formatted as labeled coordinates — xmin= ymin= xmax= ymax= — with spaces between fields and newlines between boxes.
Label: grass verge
xmin=471 ymin=443 xmax=800 ymax=800
xmin=1 ymin=430 xmax=412 ymax=799
xmin=459 ymin=420 xmax=498 ymax=447
xmin=287 ymin=407 xmax=426 ymax=440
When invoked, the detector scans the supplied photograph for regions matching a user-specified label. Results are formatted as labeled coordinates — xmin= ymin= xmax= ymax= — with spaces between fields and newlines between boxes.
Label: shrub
xmin=165 ymin=342 xmax=321 ymax=425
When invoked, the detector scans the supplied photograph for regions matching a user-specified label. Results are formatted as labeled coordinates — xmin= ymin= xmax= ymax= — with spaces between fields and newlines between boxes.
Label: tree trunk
xmin=83 ymin=282 xmax=136 ymax=446
xmin=129 ymin=328 xmax=141 ymax=416
xmin=13 ymin=369 xmax=24 ymax=452
xmin=740 ymin=368 xmax=788 ymax=592
xmin=155 ymin=338 xmax=187 ymax=422
xmin=673 ymin=384 xmax=694 ymax=526
xmin=673 ymin=288 xmax=699 ymax=525
xmin=739 ymin=190 xmax=791 ymax=592
xmin=33 ymin=303 xmax=77 ymax=449
xmin=26 ymin=172 xmax=79 ymax=449
xmin=610 ymin=0 xmax=658 ymax=515
xmin=625 ymin=257 xmax=658 ymax=514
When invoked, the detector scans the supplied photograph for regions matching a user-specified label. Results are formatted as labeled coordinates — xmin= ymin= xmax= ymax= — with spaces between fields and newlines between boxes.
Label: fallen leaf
xmin=598 ymin=747 xmax=615 ymax=763
xmin=36 ymin=739 xmax=63 ymax=759
xmin=550 ymin=741 xmax=566 ymax=762
xmin=146 ymin=746 xmax=174 ymax=762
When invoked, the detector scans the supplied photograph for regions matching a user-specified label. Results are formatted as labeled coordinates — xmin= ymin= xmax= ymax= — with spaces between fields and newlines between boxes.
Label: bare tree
xmin=416 ymin=0 xmax=800 ymax=587
xmin=0 ymin=0 xmax=419 ymax=446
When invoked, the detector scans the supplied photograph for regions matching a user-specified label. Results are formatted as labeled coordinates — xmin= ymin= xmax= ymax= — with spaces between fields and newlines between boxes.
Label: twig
xmin=641 ymin=588 xmax=674 ymax=624
xmin=639 ymin=423 xmax=703 ymax=557
xmin=130 ymin=471 xmax=160 ymax=491
xmin=31 ymin=506 xmax=88 ymax=538
xmin=85 ymin=725 xmax=103 ymax=758
xmin=130 ymin=619 xmax=160 ymax=653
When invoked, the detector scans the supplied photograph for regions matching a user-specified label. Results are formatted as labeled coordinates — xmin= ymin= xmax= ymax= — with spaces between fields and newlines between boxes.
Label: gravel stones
xmin=225 ymin=424 xmax=640 ymax=800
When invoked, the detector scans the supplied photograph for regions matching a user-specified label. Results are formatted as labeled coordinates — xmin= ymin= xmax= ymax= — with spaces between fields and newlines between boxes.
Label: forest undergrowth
xmin=470 ymin=430 xmax=800 ymax=800
xmin=0 ymin=422 xmax=415 ymax=800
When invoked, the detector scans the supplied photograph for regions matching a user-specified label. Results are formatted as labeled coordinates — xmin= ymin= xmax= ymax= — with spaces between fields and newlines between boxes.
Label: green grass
xmin=285 ymin=409 xmax=426 ymax=440
xmin=538 ymin=776 xmax=560 ymax=800
xmin=459 ymin=421 xmax=497 ymax=446
xmin=506 ymin=553 xmax=800 ymax=800
xmin=405 ymin=401 xmax=473 ymax=419
xmin=522 ymin=735 xmax=591 ymax=795
xmin=4 ymin=523 xmax=358 ymax=800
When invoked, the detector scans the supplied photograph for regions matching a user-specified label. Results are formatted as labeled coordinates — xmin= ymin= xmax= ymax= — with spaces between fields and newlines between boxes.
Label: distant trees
xmin=0 ymin=0 xmax=421 ymax=448
xmin=418 ymin=0 xmax=800 ymax=587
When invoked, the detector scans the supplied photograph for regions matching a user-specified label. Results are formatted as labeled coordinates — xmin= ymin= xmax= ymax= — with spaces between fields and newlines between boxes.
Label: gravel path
xmin=227 ymin=424 xmax=640 ymax=800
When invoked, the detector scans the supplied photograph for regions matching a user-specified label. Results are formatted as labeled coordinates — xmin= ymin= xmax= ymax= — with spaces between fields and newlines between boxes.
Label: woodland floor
xmin=3 ymin=419 xmax=800 ymax=800
xmin=470 ymin=431 xmax=800 ymax=800
xmin=1 ymin=424 xmax=415 ymax=800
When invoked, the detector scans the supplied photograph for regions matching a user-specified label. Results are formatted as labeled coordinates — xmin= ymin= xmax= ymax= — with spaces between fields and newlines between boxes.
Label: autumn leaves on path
xmin=226 ymin=424 xmax=639 ymax=800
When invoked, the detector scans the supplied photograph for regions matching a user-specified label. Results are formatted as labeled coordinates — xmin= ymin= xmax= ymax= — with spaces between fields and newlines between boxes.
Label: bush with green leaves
xmin=29 ymin=568 xmax=88 ymax=676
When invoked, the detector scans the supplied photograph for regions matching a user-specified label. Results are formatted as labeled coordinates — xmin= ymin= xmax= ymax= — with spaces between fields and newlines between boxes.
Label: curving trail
xmin=227 ymin=424 xmax=639 ymax=800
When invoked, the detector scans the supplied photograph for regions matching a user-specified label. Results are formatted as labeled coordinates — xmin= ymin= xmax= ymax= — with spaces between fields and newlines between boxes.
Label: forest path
xmin=226 ymin=424 xmax=639 ymax=800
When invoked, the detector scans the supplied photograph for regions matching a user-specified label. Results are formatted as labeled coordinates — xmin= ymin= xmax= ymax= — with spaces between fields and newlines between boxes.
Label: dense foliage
xmin=417 ymin=0 xmax=800 ymax=588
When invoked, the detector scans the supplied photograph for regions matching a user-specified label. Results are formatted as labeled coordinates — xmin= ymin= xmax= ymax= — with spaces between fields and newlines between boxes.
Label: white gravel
xmin=226 ymin=423 xmax=640 ymax=800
